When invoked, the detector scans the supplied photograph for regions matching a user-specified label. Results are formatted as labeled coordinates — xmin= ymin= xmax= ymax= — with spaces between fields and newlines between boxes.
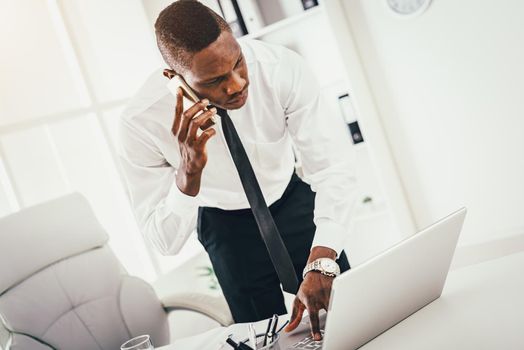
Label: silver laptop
xmin=280 ymin=208 xmax=467 ymax=350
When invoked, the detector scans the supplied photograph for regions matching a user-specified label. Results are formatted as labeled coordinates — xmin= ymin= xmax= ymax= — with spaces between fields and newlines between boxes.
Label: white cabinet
xmin=346 ymin=144 xmax=403 ymax=266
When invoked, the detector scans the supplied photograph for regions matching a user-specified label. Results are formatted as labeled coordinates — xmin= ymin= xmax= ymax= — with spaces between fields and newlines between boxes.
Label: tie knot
xmin=213 ymin=106 xmax=229 ymax=118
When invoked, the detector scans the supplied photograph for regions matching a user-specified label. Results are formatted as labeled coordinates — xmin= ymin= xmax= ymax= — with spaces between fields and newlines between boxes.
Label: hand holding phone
xmin=167 ymin=75 xmax=216 ymax=130
xmin=168 ymin=75 xmax=218 ymax=197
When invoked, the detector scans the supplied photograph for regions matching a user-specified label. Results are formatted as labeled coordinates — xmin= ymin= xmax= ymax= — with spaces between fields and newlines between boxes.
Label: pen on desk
xmin=262 ymin=317 xmax=273 ymax=346
xmin=267 ymin=314 xmax=279 ymax=344
xmin=225 ymin=337 xmax=254 ymax=350
xmin=226 ymin=337 xmax=239 ymax=349
xmin=276 ymin=320 xmax=289 ymax=334
xmin=247 ymin=323 xmax=257 ymax=349
xmin=263 ymin=314 xmax=278 ymax=346
xmin=238 ymin=342 xmax=255 ymax=350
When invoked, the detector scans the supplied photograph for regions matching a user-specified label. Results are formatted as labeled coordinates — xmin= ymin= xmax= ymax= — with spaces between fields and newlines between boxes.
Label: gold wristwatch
xmin=303 ymin=258 xmax=341 ymax=279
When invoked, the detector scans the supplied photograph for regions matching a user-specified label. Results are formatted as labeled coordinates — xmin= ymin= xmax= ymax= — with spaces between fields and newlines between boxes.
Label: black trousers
xmin=197 ymin=171 xmax=350 ymax=323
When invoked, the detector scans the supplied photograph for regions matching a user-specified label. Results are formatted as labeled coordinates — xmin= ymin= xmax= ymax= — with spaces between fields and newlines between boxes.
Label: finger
xmin=185 ymin=98 xmax=210 ymax=119
xmin=178 ymin=99 xmax=208 ymax=142
xmin=308 ymin=308 xmax=322 ymax=341
xmin=186 ymin=108 xmax=216 ymax=144
xmin=286 ymin=298 xmax=301 ymax=331
xmin=284 ymin=298 xmax=305 ymax=332
xmin=172 ymin=87 xmax=183 ymax=136
xmin=321 ymin=297 xmax=330 ymax=311
xmin=196 ymin=128 xmax=216 ymax=146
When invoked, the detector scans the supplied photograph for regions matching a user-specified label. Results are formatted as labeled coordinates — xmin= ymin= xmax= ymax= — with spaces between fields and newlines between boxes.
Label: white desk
xmin=159 ymin=250 xmax=524 ymax=350
xmin=359 ymin=250 xmax=524 ymax=349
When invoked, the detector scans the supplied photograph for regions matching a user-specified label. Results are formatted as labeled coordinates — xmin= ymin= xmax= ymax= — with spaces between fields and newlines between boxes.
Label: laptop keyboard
xmin=290 ymin=331 xmax=324 ymax=350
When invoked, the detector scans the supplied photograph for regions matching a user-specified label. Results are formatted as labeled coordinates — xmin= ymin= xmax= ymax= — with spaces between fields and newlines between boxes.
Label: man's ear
xmin=163 ymin=69 xmax=177 ymax=79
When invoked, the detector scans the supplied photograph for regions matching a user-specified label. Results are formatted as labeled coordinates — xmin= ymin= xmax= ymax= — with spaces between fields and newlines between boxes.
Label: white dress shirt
xmin=118 ymin=39 xmax=358 ymax=257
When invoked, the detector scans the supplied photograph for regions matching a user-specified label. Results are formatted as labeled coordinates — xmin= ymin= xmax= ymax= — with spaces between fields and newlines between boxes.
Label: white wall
xmin=330 ymin=0 xmax=524 ymax=245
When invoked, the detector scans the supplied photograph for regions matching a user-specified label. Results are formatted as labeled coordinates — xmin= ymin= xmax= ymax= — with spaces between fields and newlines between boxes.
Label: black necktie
xmin=216 ymin=107 xmax=299 ymax=294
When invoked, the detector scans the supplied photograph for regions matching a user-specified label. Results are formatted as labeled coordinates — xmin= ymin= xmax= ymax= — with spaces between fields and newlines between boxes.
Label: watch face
xmin=320 ymin=259 xmax=338 ymax=273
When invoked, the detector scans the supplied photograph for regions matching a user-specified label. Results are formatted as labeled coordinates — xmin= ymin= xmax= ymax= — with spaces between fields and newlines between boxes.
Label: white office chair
xmin=0 ymin=193 xmax=233 ymax=350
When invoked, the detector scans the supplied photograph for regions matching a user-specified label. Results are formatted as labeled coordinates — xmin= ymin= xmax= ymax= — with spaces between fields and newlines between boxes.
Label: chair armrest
xmin=161 ymin=292 xmax=234 ymax=326
xmin=152 ymin=251 xmax=234 ymax=326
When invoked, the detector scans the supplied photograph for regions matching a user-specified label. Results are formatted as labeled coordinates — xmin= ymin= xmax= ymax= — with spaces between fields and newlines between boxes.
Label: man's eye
xmin=205 ymin=77 xmax=222 ymax=85
xmin=235 ymin=55 xmax=243 ymax=68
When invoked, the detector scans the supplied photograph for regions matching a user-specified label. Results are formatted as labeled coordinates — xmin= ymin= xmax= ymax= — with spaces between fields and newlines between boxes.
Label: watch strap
xmin=303 ymin=258 xmax=340 ymax=279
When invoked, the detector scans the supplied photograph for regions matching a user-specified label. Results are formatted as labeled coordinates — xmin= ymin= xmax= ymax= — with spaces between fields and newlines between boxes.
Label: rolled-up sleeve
xmin=279 ymin=49 xmax=359 ymax=256
xmin=117 ymin=116 xmax=199 ymax=255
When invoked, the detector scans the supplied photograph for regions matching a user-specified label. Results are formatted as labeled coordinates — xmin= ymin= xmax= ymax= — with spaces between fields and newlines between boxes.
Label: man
xmin=118 ymin=0 xmax=357 ymax=341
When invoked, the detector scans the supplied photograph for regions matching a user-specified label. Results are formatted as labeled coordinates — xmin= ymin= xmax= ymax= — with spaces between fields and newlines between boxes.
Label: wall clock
xmin=386 ymin=0 xmax=432 ymax=17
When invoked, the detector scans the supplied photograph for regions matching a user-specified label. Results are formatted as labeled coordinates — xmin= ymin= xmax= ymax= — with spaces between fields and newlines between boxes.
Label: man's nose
xmin=225 ymin=72 xmax=246 ymax=96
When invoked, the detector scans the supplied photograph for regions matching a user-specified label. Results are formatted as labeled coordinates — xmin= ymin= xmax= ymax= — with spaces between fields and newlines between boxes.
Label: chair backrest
xmin=0 ymin=193 xmax=169 ymax=349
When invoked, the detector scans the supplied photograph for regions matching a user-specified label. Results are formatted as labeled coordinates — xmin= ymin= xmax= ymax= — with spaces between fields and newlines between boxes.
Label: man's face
xmin=167 ymin=31 xmax=249 ymax=110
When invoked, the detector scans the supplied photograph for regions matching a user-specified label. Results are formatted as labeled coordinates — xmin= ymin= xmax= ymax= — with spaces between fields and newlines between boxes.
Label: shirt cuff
xmin=165 ymin=181 xmax=201 ymax=216
xmin=311 ymin=218 xmax=349 ymax=257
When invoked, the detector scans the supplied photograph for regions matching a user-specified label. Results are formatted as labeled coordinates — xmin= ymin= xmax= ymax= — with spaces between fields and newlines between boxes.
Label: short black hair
xmin=155 ymin=0 xmax=231 ymax=71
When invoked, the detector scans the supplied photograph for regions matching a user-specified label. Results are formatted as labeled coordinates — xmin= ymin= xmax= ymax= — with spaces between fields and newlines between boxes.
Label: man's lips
xmin=227 ymin=88 xmax=248 ymax=104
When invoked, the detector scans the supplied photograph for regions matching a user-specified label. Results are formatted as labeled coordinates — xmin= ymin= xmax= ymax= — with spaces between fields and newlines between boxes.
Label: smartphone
xmin=167 ymin=74 xmax=216 ymax=130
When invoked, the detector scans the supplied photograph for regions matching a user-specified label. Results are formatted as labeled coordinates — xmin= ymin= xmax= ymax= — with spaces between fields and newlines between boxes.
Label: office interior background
xmin=1 ymin=0 xmax=523 ymax=347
